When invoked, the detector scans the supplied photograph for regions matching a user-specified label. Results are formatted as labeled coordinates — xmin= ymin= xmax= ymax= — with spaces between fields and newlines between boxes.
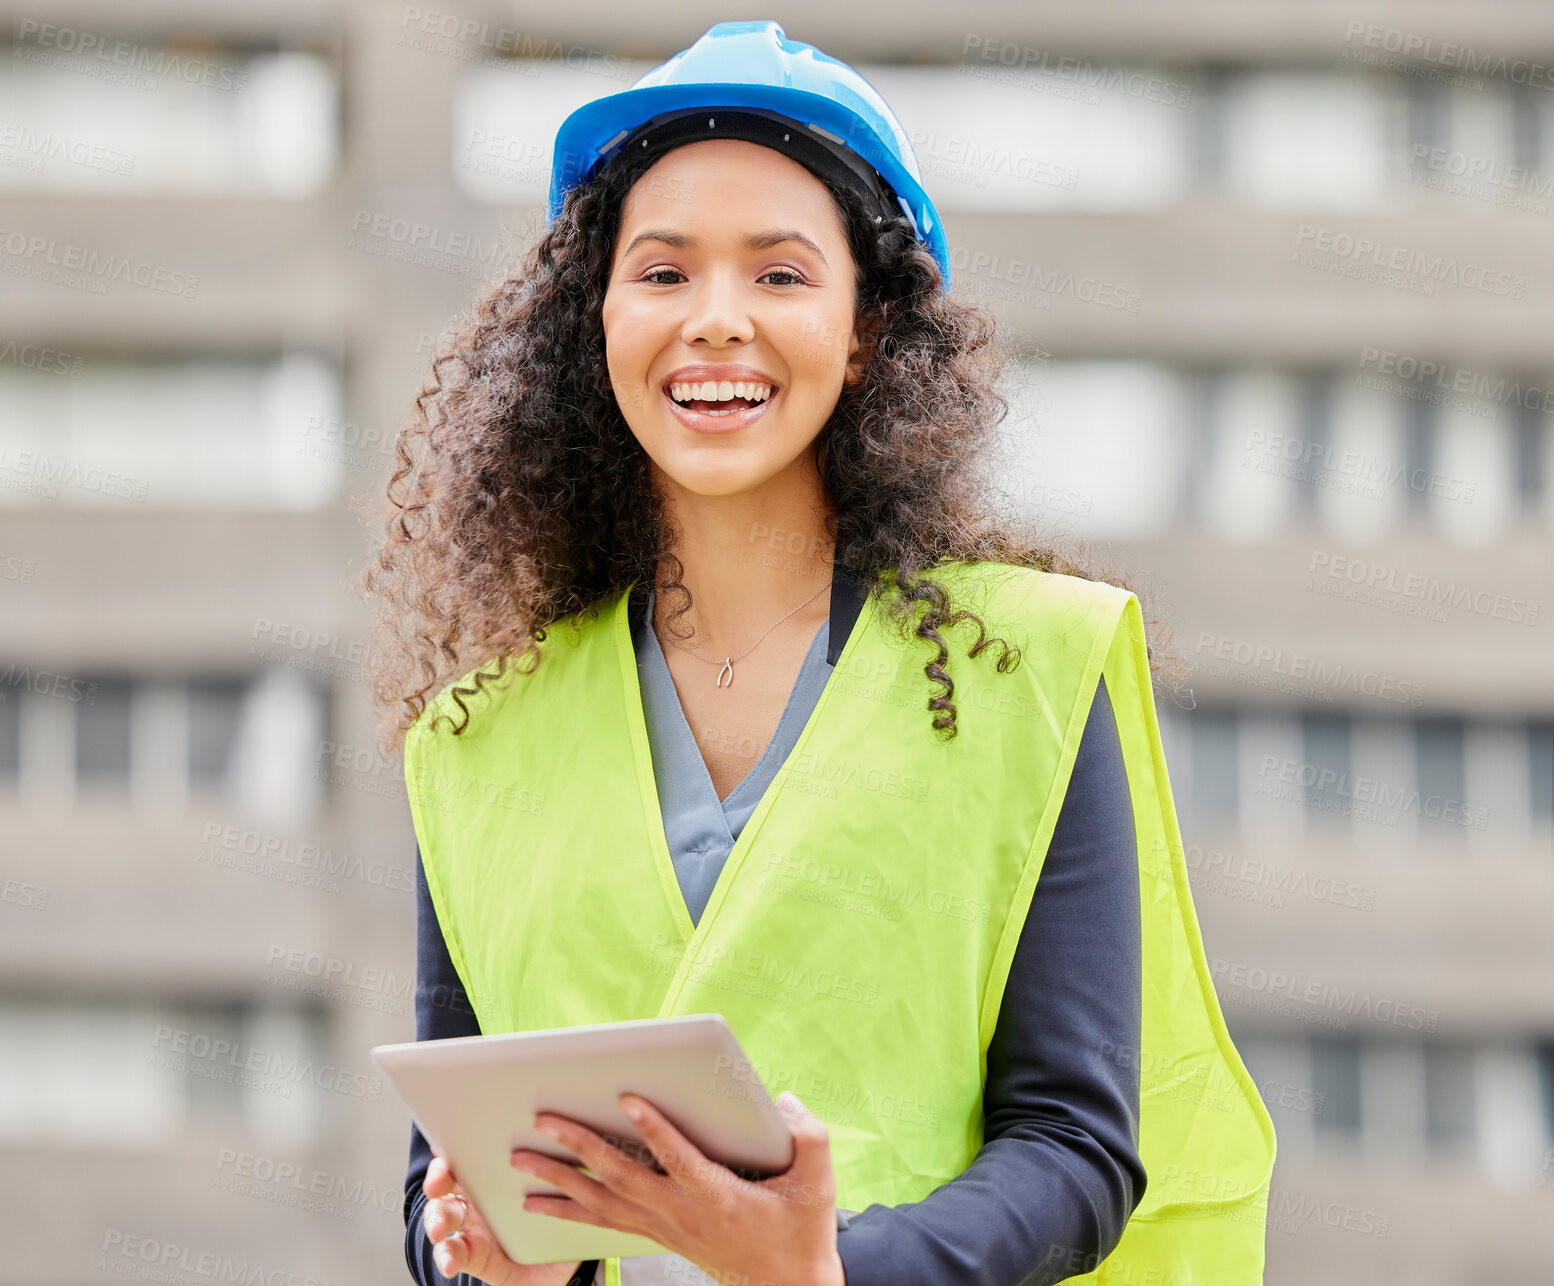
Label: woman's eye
xmin=638 ymin=268 xmax=806 ymax=286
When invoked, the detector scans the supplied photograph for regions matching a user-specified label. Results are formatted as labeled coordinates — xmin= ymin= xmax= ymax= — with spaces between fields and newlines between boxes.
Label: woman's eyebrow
xmin=620 ymin=227 xmax=828 ymax=265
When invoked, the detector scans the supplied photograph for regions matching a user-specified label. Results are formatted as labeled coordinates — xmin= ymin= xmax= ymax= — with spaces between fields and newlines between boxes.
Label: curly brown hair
xmin=357 ymin=153 xmax=1185 ymax=757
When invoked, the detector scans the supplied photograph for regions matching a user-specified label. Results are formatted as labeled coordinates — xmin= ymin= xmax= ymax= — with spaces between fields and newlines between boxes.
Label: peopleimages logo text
xmin=1294 ymin=225 xmax=1526 ymax=297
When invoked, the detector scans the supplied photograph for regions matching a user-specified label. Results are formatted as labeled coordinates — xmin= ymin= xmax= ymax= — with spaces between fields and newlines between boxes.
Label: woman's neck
xmin=653 ymin=479 xmax=835 ymax=653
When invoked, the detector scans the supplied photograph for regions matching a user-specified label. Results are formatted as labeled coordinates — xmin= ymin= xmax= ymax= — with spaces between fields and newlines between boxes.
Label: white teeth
xmin=668 ymin=379 xmax=773 ymax=404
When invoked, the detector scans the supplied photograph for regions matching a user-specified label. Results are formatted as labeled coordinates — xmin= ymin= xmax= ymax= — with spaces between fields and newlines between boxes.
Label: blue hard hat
xmin=547 ymin=20 xmax=952 ymax=290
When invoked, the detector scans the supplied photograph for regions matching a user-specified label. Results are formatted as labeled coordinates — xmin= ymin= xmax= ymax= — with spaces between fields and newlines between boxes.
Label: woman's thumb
xmin=774 ymin=1091 xmax=835 ymax=1197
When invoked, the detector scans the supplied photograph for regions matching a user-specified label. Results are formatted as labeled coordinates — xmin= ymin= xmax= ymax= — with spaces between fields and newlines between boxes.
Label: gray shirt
xmin=635 ymin=585 xmax=834 ymax=923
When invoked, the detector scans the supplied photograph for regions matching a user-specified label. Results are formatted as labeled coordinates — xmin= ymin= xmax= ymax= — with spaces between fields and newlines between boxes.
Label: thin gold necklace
xmin=656 ymin=581 xmax=828 ymax=688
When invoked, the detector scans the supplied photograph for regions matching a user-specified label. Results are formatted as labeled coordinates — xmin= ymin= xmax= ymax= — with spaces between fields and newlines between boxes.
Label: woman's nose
xmin=679 ymin=272 xmax=757 ymax=347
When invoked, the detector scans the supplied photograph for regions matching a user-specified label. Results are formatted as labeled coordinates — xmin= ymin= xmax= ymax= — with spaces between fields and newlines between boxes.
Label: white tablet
xmin=372 ymin=1012 xmax=795 ymax=1265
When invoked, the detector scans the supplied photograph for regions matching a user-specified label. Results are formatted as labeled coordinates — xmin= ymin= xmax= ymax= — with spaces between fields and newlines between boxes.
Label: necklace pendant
xmin=716 ymin=657 xmax=734 ymax=688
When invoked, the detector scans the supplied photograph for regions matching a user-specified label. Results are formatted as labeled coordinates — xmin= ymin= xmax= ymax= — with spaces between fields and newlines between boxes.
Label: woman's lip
xmin=661 ymin=385 xmax=779 ymax=434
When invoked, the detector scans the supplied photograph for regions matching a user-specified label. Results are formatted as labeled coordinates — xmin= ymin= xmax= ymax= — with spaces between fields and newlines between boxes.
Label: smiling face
xmin=601 ymin=137 xmax=869 ymax=501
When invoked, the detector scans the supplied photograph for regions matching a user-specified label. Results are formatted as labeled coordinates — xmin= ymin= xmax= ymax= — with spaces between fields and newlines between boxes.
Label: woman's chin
xmin=667 ymin=471 xmax=776 ymax=500
xmin=636 ymin=426 xmax=821 ymax=499
xmin=653 ymin=452 xmax=792 ymax=499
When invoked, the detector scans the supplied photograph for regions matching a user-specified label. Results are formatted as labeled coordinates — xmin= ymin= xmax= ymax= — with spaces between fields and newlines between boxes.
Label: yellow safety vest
xmin=405 ymin=558 xmax=1276 ymax=1285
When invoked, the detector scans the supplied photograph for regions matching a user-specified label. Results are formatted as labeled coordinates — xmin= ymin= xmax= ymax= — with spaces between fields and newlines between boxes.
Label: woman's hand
xmin=510 ymin=1091 xmax=845 ymax=1286
xmin=422 ymin=1152 xmax=585 ymax=1285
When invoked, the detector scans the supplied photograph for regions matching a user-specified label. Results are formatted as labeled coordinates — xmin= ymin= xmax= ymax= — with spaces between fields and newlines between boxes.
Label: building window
xmin=1529 ymin=720 xmax=1554 ymax=821
xmin=1301 ymin=710 xmax=1352 ymax=832
xmin=1219 ymin=68 xmax=1397 ymax=209
xmin=1536 ymin=1042 xmax=1554 ymax=1149
xmin=0 ymin=41 xmax=339 ymax=196
xmin=1201 ymin=368 xmax=1302 ymax=542
xmin=1288 ymin=371 xmax=1333 ymax=524
xmin=1311 ymin=1035 xmax=1364 ymax=1143
xmin=188 ymin=677 xmax=249 ymax=791
xmin=0 ymin=669 xmax=21 ymax=779
xmin=1423 ymin=1040 xmax=1476 ymax=1155
xmin=1510 ymin=397 xmax=1548 ymax=518
xmin=76 ymin=676 xmax=132 ymax=787
xmin=0 ymin=996 xmax=331 ymax=1149
xmin=1188 ymin=707 xmax=1239 ymax=823
xmin=0 ymin=353 xmax=345 ymax=511
xmin=0 ymin=667 xmax=326 ymax=824
xmin=1002 ymin=359 xmax=1186 ymax=539
xmin=1416 ymin=715 xmax=1468 ymax=842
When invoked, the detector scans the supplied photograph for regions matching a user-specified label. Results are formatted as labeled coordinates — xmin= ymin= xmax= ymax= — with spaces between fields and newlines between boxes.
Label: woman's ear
xmin=842 ymin=311 xmax=883 ymax=387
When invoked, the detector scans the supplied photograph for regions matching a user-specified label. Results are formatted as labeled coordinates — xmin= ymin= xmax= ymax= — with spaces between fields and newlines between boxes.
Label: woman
xmin=362 ymin=22 xmax=1275 ymax=1286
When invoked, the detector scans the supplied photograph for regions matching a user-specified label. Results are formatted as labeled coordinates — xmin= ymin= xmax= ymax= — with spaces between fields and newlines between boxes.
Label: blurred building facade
xmin=0 ymin=4 xmax=1550 ymax=1284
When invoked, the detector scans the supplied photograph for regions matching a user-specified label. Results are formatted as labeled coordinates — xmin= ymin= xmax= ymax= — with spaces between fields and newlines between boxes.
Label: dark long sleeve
xmin=402 ymin=849 xmax=487 ymax=1286
xmin=833 ymin=675 xmax=1147 ymax=1286
xmin=402 ymin=676 xmax=1146 ymax=1286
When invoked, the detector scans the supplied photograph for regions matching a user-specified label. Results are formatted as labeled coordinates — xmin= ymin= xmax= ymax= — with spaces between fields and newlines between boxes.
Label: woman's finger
xmin=522 ymin=1192 xmax=630 ymax=1231
xmin=618 ymin=1094 xmax=738 ymax=1205
xmin=422 ymin=1153 xmax=456 ymax=1200
xmin=529 ymin=1113 xmax=661 ymax=1202
xmin=423 ymin=1192 xmax=468 ymax=1243
xmin=512 ymin=1144 xmax=649 ymax=1233
xmin=760 ymin=1094 xmax=838 ymax=1210
xmin=432 ymin=1228 xmax=460 ymax=1276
